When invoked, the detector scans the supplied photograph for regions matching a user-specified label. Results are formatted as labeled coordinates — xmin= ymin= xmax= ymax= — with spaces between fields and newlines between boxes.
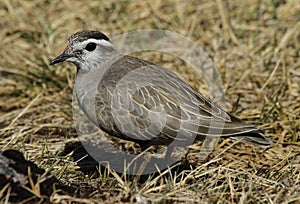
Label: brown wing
xmin=95 ymin=55 xmax=272 ymax=148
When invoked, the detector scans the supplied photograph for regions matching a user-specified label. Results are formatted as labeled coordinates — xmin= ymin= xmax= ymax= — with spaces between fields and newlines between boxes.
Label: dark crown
xmin=68 ymin=30 xmax=110 ymax=44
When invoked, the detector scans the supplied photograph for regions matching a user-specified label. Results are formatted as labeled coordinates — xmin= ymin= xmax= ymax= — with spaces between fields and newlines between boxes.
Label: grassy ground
xmin=0 ymin=0 xmax=299 ymax=203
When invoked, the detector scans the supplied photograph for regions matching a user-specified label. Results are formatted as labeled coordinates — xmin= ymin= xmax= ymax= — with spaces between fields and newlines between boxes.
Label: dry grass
xmin=0 ymin=0 xmax=299 ymax=203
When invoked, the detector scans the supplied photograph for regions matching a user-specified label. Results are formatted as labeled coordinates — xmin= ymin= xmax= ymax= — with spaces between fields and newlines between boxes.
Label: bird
xmin=50 ymin=30 xmax=272 ymax=158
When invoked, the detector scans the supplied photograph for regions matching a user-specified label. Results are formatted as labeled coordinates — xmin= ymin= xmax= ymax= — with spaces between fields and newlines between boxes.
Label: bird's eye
xmin=85 ymin=42 xmax=97 ymax=51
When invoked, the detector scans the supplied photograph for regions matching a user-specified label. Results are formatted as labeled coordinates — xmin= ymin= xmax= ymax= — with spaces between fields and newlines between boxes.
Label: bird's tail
xmin=230 ymin=131 xmax=273 ymax=148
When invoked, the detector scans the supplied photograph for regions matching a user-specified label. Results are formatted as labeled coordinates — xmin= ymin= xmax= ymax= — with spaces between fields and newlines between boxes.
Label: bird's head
xmin=50 ymin=30 xmax=117 ymax=73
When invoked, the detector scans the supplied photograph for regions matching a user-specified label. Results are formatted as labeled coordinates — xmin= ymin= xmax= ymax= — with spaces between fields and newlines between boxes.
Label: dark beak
xmin=50 ymin=53 xmax=70 ymax=65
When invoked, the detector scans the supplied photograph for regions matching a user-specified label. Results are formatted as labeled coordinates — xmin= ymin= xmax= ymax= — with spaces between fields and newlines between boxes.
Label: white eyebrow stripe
xmin=83 ymin=39 xmax=114 ymax=48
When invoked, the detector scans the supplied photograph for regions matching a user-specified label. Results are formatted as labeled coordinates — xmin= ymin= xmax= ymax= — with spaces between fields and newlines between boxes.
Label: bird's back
xmin=91 ymin=55 xmax=272 ymax=149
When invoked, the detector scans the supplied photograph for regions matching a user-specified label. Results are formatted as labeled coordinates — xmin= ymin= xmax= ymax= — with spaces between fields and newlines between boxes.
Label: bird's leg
xmin=164 ymin=145 xmax=176 ymax=163
xmin=199 ymin=138 xmax=218 ymax=160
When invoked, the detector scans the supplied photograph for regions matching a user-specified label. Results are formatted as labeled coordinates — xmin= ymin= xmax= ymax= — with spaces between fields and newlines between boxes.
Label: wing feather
xmin=93 ymin=55 xmax=271 ymax=147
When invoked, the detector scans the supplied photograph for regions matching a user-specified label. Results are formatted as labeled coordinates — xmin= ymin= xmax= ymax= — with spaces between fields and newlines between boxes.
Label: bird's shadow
xmin=60 ymin=141 xmax=196 ymax=183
